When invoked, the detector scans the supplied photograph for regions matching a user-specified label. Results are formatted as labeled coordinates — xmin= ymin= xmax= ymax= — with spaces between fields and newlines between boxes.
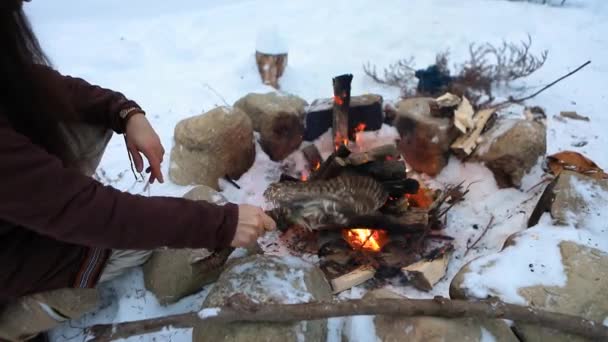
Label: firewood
xmin=346 ymin=144 xmax=400 ymax=166
xmin=450 ymin=107 xmax=497 ymax=157
xmin=88 ymin=296 xmax=608 ymax=342
xmin=301 ymin=144 xmax=322 ymax=170
xmin=309 ymin=145 xmax=351 ymax=181
xmin=352 ymin=160 xmax=407 ymax=181
xmin=402 ymin=247 xmax=453 ymax=291
xmin=332 ymin=74 xmax=353 ymax=148
xmin=330 ymin=265 xmax=376 ymax=294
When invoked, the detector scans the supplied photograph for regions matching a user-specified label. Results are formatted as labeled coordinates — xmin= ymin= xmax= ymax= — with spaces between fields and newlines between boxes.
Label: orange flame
xmin=313 ymin=162 xmax=321 ymax=171
xmin=355 ymin=123 xmax=366 ymax=132
xmin=406 ymin=186 xmax=434 ymax=208
xmin=301 ymin=171 xmax=309 ymax=182
xmin=342 ymin=228 xmax=389 ymax=252
xmin=333 ymin=96 xmax=344 ymax=106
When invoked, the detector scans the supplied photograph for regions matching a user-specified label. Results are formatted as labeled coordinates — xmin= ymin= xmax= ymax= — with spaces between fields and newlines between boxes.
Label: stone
xmin=394 ymin=97 xmax=459 ymax=176
xmin=451 ymin=241 xmax=608 ymax=342
xmin=474 ymin=118 xmax=546 ymax=188
xmin=349 ymin=289 xmax=518 ymax=342
xmin=192 ymin=255 xmax=332 ymax=342
xmin=183 ymin=185 xmax=228 ymax=204
xmin=169 ymin=106 xmax=255 ymax=188
xmin=143 ymin=187 xmax=231 ymax=305
xmin=304 ymin=94 xmax=384 ymax=141
xmin=548 ymin=171 xmax=608 ymax=227
xmin=234 ymin=92 xmax=307 ymax=161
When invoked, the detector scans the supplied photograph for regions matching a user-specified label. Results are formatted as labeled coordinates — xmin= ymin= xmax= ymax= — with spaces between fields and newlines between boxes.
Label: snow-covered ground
xmin=22 ymin=0 xmax=608 ymax=341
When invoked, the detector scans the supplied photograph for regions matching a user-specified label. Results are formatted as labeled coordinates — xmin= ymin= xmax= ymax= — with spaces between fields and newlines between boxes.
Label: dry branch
xmin=493 ymin=60 xmax=591 ymax=107
xmin=465 ymin=215 xmax=495 ymax=256
xmin=88 ymin=296 xmax=608 ymax=342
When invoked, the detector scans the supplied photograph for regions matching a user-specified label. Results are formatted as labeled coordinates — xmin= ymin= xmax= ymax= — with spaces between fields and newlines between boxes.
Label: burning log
xmin=332 ymin=74 xmax=354 ymax=148
xmin=450 ymin=107 xmax=497 ymax=157
xmin=309 ymin=144 xmax=351 ymax=181
xmin=301 ymin=144 xmax=322 ymax=170
xmin=402 ymin=246 xmax=453 ymax=291
xmin=304 ymin=94 xmax=384 ymax=142
xmin=345 ymin=144 xmax=401 ymax=166
xmin=351 ymin=160 xmax=407 ymax=181
xmin=330 ymin=265 xmax=376 ymax=294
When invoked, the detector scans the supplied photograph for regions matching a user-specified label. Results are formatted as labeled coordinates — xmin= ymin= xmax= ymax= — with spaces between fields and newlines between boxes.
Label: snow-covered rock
xmin=351 ymin=289 xmax=518 ymax=342
xmin=193 ymin=255 xmax=331 ymax=342
xmin=450 ymin=173 xmax=608 ymax=341
xmin=169 ymin=106 xmax=255 ymax=188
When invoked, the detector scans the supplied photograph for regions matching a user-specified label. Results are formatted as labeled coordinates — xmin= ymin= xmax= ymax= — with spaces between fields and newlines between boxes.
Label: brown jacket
xmin=0 ymin=66 xmax=238 ymax=302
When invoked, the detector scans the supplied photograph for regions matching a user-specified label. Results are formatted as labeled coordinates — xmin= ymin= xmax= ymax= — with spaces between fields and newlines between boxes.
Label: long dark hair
xmin=0 ymin=2 xmax=75 ymax=163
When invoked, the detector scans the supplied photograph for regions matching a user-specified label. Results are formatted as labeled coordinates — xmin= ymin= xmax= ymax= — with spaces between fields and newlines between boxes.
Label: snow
xmin=198 ymin=308 xmax=220 ymax=319
xmin=20 ymin=0 xmax=608 ymax=340
xmin=256 ymin=25 xmax=288 ymax=54
xmin=480 ymin=327 xmax=497 ymax=342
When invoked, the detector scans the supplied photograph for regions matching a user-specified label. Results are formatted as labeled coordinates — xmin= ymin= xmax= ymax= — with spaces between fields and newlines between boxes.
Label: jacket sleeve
xmin=0 ymin=117 xmax=238 ymax=250
xmin=32 ymin=65 xmax=142 ymax=134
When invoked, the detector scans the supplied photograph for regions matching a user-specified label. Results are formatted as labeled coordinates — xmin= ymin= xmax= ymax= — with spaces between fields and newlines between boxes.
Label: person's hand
xmin=231 ymin=204 xmax=277 ymax=247
xmin=125 ymin=113 xmax=165 ymax=184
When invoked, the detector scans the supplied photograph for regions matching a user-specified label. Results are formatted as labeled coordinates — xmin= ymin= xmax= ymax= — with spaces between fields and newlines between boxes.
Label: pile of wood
xmin=266 ymin=142 xmax=456 ymax=294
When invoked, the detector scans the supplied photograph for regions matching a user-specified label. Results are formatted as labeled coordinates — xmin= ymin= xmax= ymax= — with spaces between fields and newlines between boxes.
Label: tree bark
xmin=88 ymin=296 xmax=608 ymax=342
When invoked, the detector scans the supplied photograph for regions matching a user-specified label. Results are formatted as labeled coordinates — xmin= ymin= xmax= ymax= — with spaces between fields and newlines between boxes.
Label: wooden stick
xmin=88 ymin=296 xmax=608 ymax=341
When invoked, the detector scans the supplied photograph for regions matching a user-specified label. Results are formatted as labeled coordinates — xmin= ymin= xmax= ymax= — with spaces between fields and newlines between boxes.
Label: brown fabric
xmin=0 ymin=66 xmax=239 ymax=303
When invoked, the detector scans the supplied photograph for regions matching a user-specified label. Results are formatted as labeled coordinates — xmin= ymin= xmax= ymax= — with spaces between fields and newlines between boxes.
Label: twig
xmin=124 ymin=135 xmax=144 ymax=182
xmin=88 ymin=295 xmax=608 ymax=341
xmin=203 ymin=83 xmax=230 ymax=107
xmin=525 ymin=175 xmax=554 ymax=193
xmin=493 ymin=60 xmax=591 ymax=107
xmin=223 ymin=175 xmax=241 ymax=189
xmin=465 ymin=215 xmax=495 ymax=256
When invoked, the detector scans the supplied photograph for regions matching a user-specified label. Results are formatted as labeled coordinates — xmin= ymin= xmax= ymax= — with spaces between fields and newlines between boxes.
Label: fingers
xmin=128 ymin=145 xmax=144 ymax=173
xmin=259 ymin=211 xmax=277 ymax=231
xmin=142 ymin=147 xmax=165 ymax=184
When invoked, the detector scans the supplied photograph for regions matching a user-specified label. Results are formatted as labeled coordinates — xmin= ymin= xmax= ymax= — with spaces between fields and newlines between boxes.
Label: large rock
xmin=144 ymin=186 xmax=231 ymax=305
xmin=394 ymin=97 xmax=459 ymax=176
xmin=348 ymin=289 xmax=518 ymax=342
xmin=548 ymin=171 xmax=608 ymax=227
xmin=474 ymin=118 xmax=546 ymax=188
xmin=451 ymin=241 xmax=608 ymax=342
xmin=193 ymin=255 xmax=332 ymax=342
xmin=234 ymin=92 xmax=307 ymax=161
xmin=169 ymin=106 xmax=255 ymax=188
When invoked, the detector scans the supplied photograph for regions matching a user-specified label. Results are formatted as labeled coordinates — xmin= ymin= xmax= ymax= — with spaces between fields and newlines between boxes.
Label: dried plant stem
xmin=465 ymin=215 xmax=495 ymax=256
xmin=493 ymin=60 xmax=591 ymax=107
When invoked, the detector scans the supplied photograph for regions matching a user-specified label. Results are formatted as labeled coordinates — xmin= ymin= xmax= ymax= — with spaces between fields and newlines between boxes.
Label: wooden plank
xmin=450 ymin=107 xmax=497 ymax=157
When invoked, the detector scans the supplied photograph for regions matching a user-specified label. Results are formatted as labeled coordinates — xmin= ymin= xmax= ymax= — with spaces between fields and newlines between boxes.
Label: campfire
xmin=266 ymin=74 xmax=454 ymax=294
